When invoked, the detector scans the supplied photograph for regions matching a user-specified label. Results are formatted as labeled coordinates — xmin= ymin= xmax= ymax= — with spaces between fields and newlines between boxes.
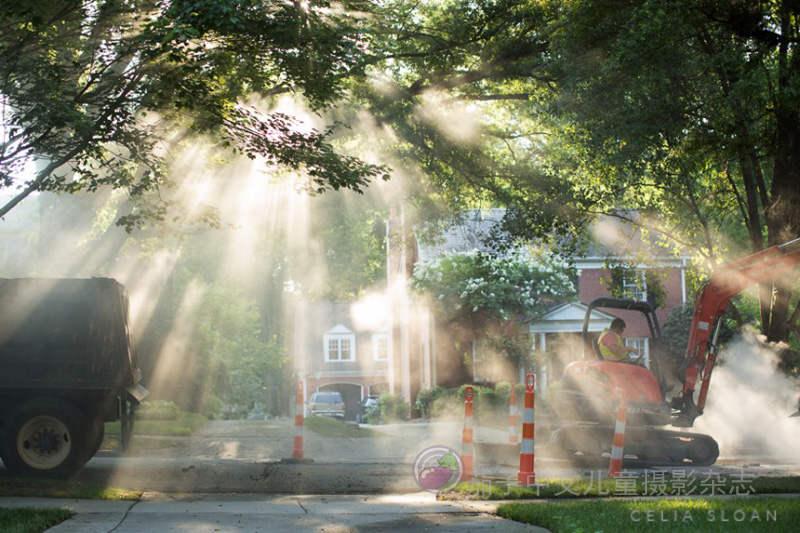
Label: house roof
xmin=416 ymin=209 xmax=510 ymax=262
xmin=415 ymin=209 xmax=687 ymax=265
xmin=528 ymin=302 xmax=617 ymax=334
xmin=581 ymin=214 xmax=686 ymax=262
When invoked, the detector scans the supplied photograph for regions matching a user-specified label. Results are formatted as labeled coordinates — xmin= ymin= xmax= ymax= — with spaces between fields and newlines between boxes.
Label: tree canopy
xmin=352 ymin=0 xmax=800 ymax=343
xmin=0 ymin=0 xmax=387 ymax=230
xmin=3 ymin=0 xmax=800 ymax=344
xmin=410 ymin=248 xmax=575 ymax=332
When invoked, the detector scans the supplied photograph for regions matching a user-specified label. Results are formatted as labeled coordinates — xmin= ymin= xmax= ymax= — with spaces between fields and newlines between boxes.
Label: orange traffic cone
xmin=292 ymin=381 xmax=305 ymax=459
xmin=461 ymin=386 xmax=474 ymax=481
xmin=517 ymin=373 xmax=536 ymax=486
xmin=283 ymin=381 xmax=313 ymax=463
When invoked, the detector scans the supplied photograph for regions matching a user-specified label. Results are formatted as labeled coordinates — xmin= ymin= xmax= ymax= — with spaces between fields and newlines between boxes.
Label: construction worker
xmin=599 ymin=318 xmax=639 ymax=363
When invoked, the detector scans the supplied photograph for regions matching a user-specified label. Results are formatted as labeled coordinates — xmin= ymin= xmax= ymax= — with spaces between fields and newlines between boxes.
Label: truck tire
xmin=1 ymin=398 xmax=87 ymax=478
xmin=82 ymin=417 xmax=105 ymax=464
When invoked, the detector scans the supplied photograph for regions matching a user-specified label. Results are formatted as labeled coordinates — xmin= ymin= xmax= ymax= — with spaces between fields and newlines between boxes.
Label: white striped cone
xmin=461 ymin=386 xmax=474 ymax=481
xmin=293 ymin=381 xmax=305 ymax=459
xmin=517 ymin=373 xmax=536 ymax=486
xmin=508 ymin=382 xmax=519 ymax=444
xmin=607 ymin=390 xmax=628 ymax=478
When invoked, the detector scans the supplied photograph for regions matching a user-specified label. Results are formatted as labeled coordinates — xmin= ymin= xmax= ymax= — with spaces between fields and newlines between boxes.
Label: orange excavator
xmin=549 ymin=238 xmax=800 ymax=466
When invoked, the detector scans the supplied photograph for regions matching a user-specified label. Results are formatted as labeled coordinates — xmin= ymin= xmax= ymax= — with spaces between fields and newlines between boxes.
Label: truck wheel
xmin=1 ymin=399 xmax=87 ymax=478
xmin=82 ymin=417 xmax=105 ymax=464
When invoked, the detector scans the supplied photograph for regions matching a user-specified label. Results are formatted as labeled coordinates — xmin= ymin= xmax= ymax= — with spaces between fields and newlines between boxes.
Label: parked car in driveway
xmin=307 ymin=391 xmax=346 ymax=419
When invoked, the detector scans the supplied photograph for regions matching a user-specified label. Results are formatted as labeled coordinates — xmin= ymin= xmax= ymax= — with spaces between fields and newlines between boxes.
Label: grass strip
xmin=497 ymin=497 xmax=797 ymax=533
xmin=0 ymin=507 xmax=75 ymax=533
xmin=0 ymin=478 xmax=141 ymax=500
xmin=443 ymin=475 xmax=800 ymax=500
xmin=304 ymin=417 xmax=377 ymax=438
xmin=105 ymin=412 xmax=208 ymax=437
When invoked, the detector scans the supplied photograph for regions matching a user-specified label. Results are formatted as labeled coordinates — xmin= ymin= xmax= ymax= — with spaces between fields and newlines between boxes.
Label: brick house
xmin=292 ymin=299 xmax=392 ymax=420
xmin=530 ymin=237 xmax=688 ymax=387
xmin=406 ymin=209 xmax=689 ymax=393
xmin=294 ymin=208 xmax=689 ymax=413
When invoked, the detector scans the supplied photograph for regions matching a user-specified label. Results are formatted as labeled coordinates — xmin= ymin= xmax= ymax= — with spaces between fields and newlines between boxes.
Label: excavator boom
xmin=673 ymin=238 xmax=800 ymax=426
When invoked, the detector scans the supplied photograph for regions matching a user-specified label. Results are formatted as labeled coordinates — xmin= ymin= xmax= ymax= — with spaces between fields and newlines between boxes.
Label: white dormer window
xmin=372 ymin=333 xmax=389 ymax=361
xmin=324 ymin=325 xmax=356 ymax=362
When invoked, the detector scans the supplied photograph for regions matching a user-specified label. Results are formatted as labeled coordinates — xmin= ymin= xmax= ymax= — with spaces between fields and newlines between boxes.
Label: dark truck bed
xmin=0 ymin=278 xmax=147 ymax=477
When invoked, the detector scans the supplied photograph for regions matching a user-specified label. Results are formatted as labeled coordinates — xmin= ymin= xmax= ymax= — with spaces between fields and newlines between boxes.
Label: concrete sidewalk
xmin=0 ymin=492 xmax=549 ymax=532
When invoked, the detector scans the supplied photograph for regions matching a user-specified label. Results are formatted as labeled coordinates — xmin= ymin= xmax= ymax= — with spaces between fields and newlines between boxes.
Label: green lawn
xmin=0 ymin=478 xmax=141 ymax=500
xmin=497 ymin=497 xmax=798 ymax=533
xmin=104 ymin=411 xmax=208 ymax=437
xmin=0 ymin=507 xmax=75 ymax=533
xmin=101 ymin=411 xmax=208 ymax=452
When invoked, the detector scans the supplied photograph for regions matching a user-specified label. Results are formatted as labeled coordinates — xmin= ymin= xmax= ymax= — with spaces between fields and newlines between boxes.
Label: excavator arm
xmin=672 ymin=238 xmax=800 ymax=427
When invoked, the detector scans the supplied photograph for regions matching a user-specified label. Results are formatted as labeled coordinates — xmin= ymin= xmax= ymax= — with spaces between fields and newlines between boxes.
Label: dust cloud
xmin=694 ymin=331 xmax=800 ymax=461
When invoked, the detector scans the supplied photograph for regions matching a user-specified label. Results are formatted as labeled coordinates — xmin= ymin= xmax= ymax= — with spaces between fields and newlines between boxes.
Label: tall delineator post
xmin=293 ymin=381 xmax=305 ymax=460
xmin=508 ymin=382 xmax=519 ymax=444
xmin=461 ymin=386 xmax=474 ymax=481
xmin=517 ymin=373 xmax=536 ymax=486
xmin=607 ymin=389 xmax=628 ymax=478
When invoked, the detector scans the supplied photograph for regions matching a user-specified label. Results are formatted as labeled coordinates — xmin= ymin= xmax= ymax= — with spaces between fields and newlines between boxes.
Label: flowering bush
xmin=410 ymin=249 xmax=576 ymax=331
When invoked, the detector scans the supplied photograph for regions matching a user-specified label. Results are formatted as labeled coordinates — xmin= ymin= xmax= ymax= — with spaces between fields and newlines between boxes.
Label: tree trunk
xmin=762 ymin=3 xmax=800 ymax=342
xmin=764 ymin=125 xmax=800 ymax=341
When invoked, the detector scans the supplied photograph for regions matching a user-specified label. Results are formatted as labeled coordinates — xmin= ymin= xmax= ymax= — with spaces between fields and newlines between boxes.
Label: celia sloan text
xmin=631 ymin=509 xmax=777 ymax=523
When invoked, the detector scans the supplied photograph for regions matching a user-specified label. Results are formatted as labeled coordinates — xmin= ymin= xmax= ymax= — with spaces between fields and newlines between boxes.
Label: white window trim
xmin=324 ymin=325 xmax=356 ymax=363
xmin=625 ymin=337 xmax=649 ymax=367
xmin=623 ymin=270 xmax=647 ymax=301
xmin=372 ymin=333 xmax=389 ymax=361
xmin=472 ymin=340 xmax=487 ymax=383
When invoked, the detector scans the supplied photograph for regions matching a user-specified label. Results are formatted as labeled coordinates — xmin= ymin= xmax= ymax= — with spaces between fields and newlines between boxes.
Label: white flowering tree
xmin=410 ymin=249 xmax=576 ymax=366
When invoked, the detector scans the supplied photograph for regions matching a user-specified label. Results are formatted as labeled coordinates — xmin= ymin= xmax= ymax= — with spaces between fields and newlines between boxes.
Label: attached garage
xmin=319 ymin=382 xmax=362 ymax=421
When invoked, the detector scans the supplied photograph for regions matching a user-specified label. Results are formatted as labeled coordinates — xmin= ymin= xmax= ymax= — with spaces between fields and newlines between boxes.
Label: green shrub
xmin=378 ymin=394 xmax=410 ymax=422
xmin=415 ymin=385 xmax=446 ymax=418
xmin=430 ymin=389 xmax=459 ymax=418
xmin=418 ymin=382 xmax=531 ymax=422
xmin=446 ymin=382 xmax=531 ymax=427
xmin=494 ymin=381 xmax=512 ymax=399
xmin=202 ymin=395 xmax=224 ymax=420
xmin=136 ymin=400 xmax=180 ymax=421
xmin=477 ymin=385 xmax=505 ymax=418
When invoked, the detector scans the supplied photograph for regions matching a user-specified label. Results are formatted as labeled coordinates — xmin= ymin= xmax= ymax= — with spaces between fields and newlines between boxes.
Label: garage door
xmin=319 ymin=383 xmax=361 ymax=421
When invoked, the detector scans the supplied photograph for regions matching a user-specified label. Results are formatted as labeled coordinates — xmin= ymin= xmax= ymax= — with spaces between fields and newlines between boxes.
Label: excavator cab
xmin=553 ymin=297 xmax=673 ymax=427
xmin=582 ymin=298 xmax=670 ymax=393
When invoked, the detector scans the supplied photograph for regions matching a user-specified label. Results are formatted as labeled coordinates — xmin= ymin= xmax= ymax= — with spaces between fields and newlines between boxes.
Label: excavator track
xmin=543 ymin=425 xmax=720 ymax=467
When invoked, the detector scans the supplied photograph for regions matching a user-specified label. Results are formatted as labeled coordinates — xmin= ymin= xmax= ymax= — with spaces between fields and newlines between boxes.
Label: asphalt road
xmin=2 ymin=418 xmax=798 ymax=533
xmin=66 ymin=417 xmax=800 ymax=494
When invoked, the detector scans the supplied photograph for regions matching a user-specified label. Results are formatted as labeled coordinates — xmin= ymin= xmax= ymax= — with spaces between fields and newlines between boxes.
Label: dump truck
xmin=550 ymin=238 xmax=800 ymax=466
xmin=0 ymin=278 xmax=147 ymax=478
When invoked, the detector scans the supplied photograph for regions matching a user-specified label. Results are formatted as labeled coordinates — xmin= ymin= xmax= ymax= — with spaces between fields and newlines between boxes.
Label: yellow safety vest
xmin=599 ymin=329 xmax=626 ymax=361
